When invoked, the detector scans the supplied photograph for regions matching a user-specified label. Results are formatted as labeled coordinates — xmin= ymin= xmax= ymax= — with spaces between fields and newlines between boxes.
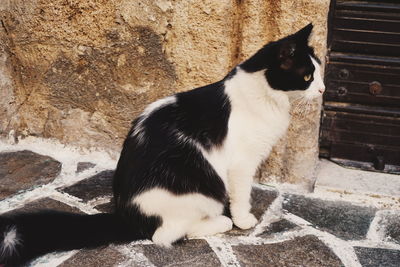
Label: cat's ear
xmin=278 ymin=41 xmax=296 ymax=70
xmin=294 ymin=23 xmax=313 ymax=43
xmin=275 ymin=23 xmax=313 ymax=70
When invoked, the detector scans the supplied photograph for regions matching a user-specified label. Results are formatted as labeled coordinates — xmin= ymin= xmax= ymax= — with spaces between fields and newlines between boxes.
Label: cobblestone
xmin=59 ymin=247 xmax=127 ymax=267
xmin=354 ymin=247 xmax=400 ymax=267
xmin=3 ymin=197 xmax=83 ymax=215
xmin=0 ymin=147 xmax=399 ymax=267
xmin=94 ymin=200 xmax=114 ymax=213
xmin=76 ymin=162 xmax=96 ymax=173
xmin=283 ymin=194 xmax=377 ymax=240
xmin=135 ymin=239 xmax=221 ymax=266
xmin=232 ymin=235 xmax=342 ymax=267
xmin=257 ymin=219 xmax=298 ymax=238
xmin=384 ymin=214 xmax=400 ymax=244
xmin=60 ymin=170 xmax=114 ymax=202
xmin=0 ymin=150 xmax=61 ymax=200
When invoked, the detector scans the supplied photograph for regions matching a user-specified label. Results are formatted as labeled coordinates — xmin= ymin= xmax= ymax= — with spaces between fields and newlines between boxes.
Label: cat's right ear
xmin=294 ymin=23 xmax=313 ymax=43
xmin=278 ymin=41 xmax=296 ymax=70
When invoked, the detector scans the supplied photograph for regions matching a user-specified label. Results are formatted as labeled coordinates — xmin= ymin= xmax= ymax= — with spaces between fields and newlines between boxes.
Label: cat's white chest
xmin=202 ymin=103 xmax=289 ymax=186
xmin=227 ymin=101 xmax=290 ymax=161
xmin=226 ymin=68 xmax=290 ymax=157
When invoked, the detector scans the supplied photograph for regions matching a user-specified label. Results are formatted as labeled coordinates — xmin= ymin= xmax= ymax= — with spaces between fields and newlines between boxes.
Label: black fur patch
xmin=0 ymin=211 xmax=146 ymax=265
xmin=175 ymin=82 xmax=231 ymax=149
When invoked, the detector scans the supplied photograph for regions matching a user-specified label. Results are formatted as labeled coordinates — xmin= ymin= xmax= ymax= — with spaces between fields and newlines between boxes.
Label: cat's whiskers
xmin=291 ymin=95 xmax=305 ymax=110
xmin=290 ymin=95 xmax=313 ymax=117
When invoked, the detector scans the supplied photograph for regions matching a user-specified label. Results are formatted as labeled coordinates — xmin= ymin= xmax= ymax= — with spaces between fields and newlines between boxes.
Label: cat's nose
xmin=318 ymin=87 xmax=325 ymax=94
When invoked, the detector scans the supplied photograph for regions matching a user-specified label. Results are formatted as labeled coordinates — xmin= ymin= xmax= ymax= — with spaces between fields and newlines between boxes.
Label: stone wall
xmin=0 ymin=0 xmax=330 ymax=190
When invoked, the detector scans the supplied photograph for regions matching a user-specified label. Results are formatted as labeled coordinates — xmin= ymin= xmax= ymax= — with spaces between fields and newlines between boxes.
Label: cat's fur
xmin=0 ymin=23 xmax=325 ymax=265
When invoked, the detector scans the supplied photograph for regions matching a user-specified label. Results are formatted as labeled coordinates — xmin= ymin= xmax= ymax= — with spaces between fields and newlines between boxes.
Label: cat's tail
xmin=0 ymin=210 xmax=141 ymax=266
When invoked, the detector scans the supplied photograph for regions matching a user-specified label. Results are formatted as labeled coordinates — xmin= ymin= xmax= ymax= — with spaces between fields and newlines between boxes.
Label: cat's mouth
xmin=303 ymin=84 xmax=326 ymax=100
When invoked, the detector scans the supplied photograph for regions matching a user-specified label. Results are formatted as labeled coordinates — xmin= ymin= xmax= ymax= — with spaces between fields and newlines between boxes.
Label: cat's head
xmin=241 ymin=23 xmax=325 ymax=99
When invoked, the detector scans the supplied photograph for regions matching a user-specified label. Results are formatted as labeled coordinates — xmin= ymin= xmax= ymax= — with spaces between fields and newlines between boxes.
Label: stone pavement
xmin=1 ymin=146 xmax=400 ymax=267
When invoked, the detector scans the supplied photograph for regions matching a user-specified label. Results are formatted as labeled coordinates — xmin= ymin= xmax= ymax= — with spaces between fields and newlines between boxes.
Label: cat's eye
xmin=304 ymin=74 xmax=312 ymax=81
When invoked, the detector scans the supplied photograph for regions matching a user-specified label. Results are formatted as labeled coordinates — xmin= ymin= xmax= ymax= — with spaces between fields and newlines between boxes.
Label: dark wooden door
xmin=320 ymin=0 xmax=400 ymax=174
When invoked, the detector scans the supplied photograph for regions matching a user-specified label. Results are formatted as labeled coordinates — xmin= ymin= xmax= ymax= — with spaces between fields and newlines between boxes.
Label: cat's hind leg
xmin=133 ymin=188 xmax=226 ymax=247
xmin=187 ymin=215 xmax=233 ymax=238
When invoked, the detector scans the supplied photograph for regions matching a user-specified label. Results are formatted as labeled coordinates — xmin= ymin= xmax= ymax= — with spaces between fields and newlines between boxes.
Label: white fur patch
xmin=202 ymin=68 xmax=291 ymax=184
xmin=133 ymin=188 xmax=224 ymax=221
xmin=304 ymin=57 xmax=325 ymax=99
xmin=172 ymin=129 xmax=201 ymax=149
xmin=133 ymin=188 xmax=224 ymax=246
xmin=1 ymin=226 xmax=20 ymax=258
xmin=141 ymin=96 xmax=177 ymax=118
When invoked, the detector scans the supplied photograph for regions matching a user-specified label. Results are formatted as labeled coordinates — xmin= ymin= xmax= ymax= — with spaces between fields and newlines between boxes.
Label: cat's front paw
xmin=232 ymin=213 xmax=258 ymax=230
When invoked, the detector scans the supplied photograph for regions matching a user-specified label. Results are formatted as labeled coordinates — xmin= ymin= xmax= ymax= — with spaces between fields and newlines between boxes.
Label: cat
xmin=0 ymin=23 xmax=325 ymax=265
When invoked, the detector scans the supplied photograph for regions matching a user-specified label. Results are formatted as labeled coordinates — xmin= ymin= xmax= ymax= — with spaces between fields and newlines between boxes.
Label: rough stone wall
xmin=0 ymin=0 xmax=330 ymax=190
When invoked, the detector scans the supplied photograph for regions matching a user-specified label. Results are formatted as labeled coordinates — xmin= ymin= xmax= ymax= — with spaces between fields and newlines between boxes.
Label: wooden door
xmin=320 ymin=0 xmax=400 ymax=173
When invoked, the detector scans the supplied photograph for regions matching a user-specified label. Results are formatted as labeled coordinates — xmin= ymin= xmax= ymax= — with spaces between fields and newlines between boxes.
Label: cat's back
xmin=132 ymin=81 xmax=231 ymax=150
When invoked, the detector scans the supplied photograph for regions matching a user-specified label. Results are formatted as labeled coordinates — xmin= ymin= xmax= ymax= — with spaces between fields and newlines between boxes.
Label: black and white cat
xmin=0 ymin=23 xmax=324 ymax=265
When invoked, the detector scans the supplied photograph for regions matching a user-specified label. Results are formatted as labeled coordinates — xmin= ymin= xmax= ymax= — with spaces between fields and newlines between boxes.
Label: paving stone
xmin=94 ymin=200 xmax=114 ymax=213
xmin=226 ymin=188 xmax=278 ymax=236
xmin=60 ymin=170 xmax=114 ymax=202
xmin=76 ymin=162 xmax=96 ymax=173
xmin=283 ymin=194 xmax=376 ymax=240
xmin=232 ymin=235 xmax=343 ymax=267
xmin=250 ymin=188 xmax=278 ymax=220
xmin=383 ymin=214 xmax=400 ymax=244
xmin=354 ymin=247 xmax=400 ymax=267
xmin=257 ymin=219 xmax=299 ymax=238
xmin=0 ymin=150 xmax=61 ymax=200
xmin=226 ymin=226 xmax=252 ymax=237
xmin=2 ymin=197 xmax=84 ymax=215
xmin=135 ymin=239 xmax=221 ymax=266
xmin=59 ymin=247 xmax=127 ymax=267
